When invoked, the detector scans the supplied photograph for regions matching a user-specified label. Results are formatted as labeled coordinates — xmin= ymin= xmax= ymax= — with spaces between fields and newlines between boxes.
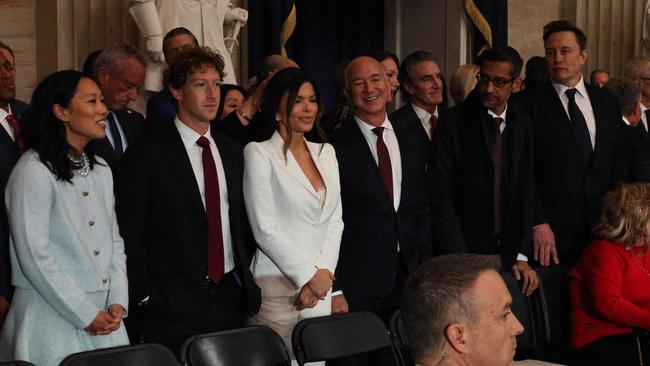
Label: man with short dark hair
xmin=0 ymin=40 xmax=28 ymax=330
xmin=401 ymin=254 xmax=523 ymax=366
xmin=519 ymin=20 xmax=628 ymax=266
xmin=391 ymin=50 xmax=443 ymax=143
xmin=145 ymin=27 xmax=200 ymax=129
xmin=589 ymin=69 xmax=609 ymax=88
xmin=116 ymin=47 xmax=260 ymax=352
xmin=624 ymin=58 xmax=650 ymax=133
xmin=432 ymin=46 xmax=539 ymax=295
xmin=92 ymin=44 xmax=146 ymax=168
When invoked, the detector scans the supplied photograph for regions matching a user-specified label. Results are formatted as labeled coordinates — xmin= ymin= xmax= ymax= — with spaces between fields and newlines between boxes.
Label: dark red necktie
xmin=196 ymin=136 xmax=224 ymax=283
xmin=6 ymin=114 xmax=23 ymax=151
xmin=492 ymin=117 xmax=503 ymax=235
xmin=372 ymin=127 xmax=393 ymax=203
xmin=429 ymin=114 xmax=437 ymax=139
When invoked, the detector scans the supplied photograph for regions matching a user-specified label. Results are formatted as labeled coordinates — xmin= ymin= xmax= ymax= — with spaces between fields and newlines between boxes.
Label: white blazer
xmin=244 ymin=131 xmax=343 ymax=297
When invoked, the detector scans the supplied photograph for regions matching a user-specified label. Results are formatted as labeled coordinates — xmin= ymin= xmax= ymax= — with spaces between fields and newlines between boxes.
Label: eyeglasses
xmin=476 ymin=73 xmax=515 ymax=88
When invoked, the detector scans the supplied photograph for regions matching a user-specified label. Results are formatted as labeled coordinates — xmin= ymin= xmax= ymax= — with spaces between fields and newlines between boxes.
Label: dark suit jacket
xmin=145 ymin=89 xmax=176 ymax=132
xmin=115 ymin=122 xmax=260 ymax=324
xmin=431 ymin=91 xmax=535 ymax=268
xmin=91 ymin=108 xmax=145 ymax=169
xmin=389 ymin=103 xmax=434 ymax=166
xmin=517 ymin=82 xmax=628 ymax=265
xmin=329 ymin=114 xmax=432 ymax=302
xmin=0 ymin=99 xmax=28 ymax=299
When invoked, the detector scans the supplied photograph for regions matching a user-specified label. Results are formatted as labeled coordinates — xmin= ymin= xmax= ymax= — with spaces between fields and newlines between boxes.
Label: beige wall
xmin=0 ymin=0 xmax=36 ymax=103
xmin=508 ymin=0 xmax=562 ymax=65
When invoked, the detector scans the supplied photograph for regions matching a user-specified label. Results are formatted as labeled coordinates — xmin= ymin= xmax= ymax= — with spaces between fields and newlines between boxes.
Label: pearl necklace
xmin=69 ymin=152 xmax=90 ymax=177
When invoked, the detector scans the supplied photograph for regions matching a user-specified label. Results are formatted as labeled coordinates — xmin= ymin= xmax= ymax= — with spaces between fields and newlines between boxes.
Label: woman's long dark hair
xmin=261 ymin=67 xmax=326 ymax=157
xmin=22 ymin=70 xmax=100 ymax=182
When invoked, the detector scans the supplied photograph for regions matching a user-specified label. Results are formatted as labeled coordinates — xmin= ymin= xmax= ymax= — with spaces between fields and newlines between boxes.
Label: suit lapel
xmin=344 ymin=117 xmax=394 ymax=208
xmin=587 ymin=85 xmax=606 ymax=157
xmin=163 ymin=124 xmax=205 ymax=214
xmin=270 ymin=132 xmax=320 ymax=199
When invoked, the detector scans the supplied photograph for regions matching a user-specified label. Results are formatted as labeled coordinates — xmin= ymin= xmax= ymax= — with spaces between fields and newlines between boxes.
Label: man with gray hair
xmin=623 ymin=58 xmax=650 ymax=133
xmin=401 ymin=254 xmax=523 ymax=366
xmin=603 ymin=77 xmax=642 ymax=126
xmin=91 ymin=44 xmax=146 ymax=168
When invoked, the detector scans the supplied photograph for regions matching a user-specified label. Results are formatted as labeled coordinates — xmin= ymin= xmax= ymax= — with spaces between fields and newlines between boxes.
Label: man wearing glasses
xmin=518 ymin=20 xmax=628 ymax=267
xmin=431 ymin=46 xmax=539 ymax=295
xmin=624 ymin=57 xmax=650 ymax=133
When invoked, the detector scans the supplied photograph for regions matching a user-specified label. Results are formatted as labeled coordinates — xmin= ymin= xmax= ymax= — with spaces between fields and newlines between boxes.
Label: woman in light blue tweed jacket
xmin=0 ymin=70 xmax=129 ymax=365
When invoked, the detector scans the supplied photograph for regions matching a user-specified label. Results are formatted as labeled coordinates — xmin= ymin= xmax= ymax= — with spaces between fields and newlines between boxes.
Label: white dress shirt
xmin=0 ymin=104 xmax=15 ymax=141
xmin=411 ymin=103 xmax=438 ymax=140
xmin=552 ymin=75 xmax=596 ymax=147
xmin=175 ymin=117 xmax=234 ymax=273
xmin=354 ymin=115 xmax=402 ymax=211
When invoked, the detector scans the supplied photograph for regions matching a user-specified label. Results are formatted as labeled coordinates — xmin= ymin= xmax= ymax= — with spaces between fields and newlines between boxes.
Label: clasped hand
xmin=85 ymin=304 xmax=124 ymax=336
xmin=294 ymin=268 xmax=334 ymax=311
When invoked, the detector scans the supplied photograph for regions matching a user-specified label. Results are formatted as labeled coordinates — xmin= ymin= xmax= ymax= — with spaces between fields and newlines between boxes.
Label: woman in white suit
xmin=244 ymin=68 xmax=343 ymax=359
xmin=0 ymin=70 xmax=128 ymax=366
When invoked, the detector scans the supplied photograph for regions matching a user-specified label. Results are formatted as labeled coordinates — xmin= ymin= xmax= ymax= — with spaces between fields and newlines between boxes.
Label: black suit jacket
xmin=115 ymin=122 xmax=260 ymax=320
xmin=329 ymin=115 xmax=432 ymax=301
xmin=0 ymin=99 xmax=28 ymax=299
xmin=389 ymin=104 xmax=434 ymax=166
xmin=92 ymin=108 xmax=145 ymax=169
xmin=517 ymin=82 xmax=628 ymax=264
xmin=431 ymin=91 xmax=535 ymax=267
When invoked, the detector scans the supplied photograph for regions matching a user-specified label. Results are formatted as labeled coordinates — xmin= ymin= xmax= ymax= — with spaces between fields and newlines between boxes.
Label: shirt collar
xmin=641 ymin=103 xmax=649 ymax=113
xmin=411 ymin=103 xmax=438 ymax=121
xmin=622 ymin=115 xmax=632 ymax=126
xmin=354 ymin=113 xmax=393 ymax=134
xmin=487 ymin=105 xmax=508 ymax=121
xmin=174 ymin=116 xmax=212 ymax=147
xmin=0 ymin=104 xmax=13 ymax=122
xmin=552 ymin=74 xmax=588 ymax=99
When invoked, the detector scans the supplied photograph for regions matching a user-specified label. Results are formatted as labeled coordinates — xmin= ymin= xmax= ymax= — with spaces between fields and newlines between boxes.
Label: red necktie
xmin=196 ymin=136 xmax=224 ymax=283
xmin=372 ymin=127 xmax=393 ymax=203
xmin=429 ymin=114 xmax=437 ymax=139
xmin=6 ymin=114 xmax=23 ymax=151
xmin=492 ymin=117 xmax=503 ymax=235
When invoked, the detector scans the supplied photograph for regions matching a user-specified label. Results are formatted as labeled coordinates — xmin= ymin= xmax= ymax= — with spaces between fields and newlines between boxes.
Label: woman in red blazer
xmin=571 ymin=182 xmax=650 ymax=365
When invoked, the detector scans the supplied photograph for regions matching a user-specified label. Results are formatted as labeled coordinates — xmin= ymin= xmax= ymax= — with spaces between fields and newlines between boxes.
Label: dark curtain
xmin=471 ymin=0 xmax=508 ymax=57
xmin=248 ymin=0 xmax=384 ymax=109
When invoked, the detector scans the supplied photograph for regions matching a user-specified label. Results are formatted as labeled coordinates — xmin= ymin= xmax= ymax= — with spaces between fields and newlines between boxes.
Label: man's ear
xmin=445 ymin=322 xmax=470 ymax=354
xmin=52 ymin=103 xmax=69 ymax=122
xmin=96 ymin=67 xmax=110 ymax=86
xmin=169 ymin=86 xmax=183 ymax=103
xmin=403 ymin=81 xmax=415 ymax=96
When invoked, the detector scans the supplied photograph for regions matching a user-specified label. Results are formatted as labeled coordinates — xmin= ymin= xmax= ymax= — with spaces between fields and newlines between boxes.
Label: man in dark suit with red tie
xmin=330 ymin=56 xmax=432 ymax=322
xmin=518 ymin=20 xmax=629 ymax=266
xmin=115 ymin=47 xmax=260 ymax=351
xmin=0 ymin=40 xmax=28 ymax=329
xmin=390 ymin=50 xmax=443 ymax=142
xmin=431 ymin=46 xmax=539 ymax=295
xmin=91 ymin=44 xmax=146 ymax=169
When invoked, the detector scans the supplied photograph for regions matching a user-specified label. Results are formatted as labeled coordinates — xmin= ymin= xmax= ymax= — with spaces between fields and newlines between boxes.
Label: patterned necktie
xmin=565 ymin=88 xmax=593 ymax=161
xmin=106 ymin=112 xmax=124 ymax=156
xmin=372 ymin=127 xmax=393 ymax=203
xmin=6 ymin=114 xmax=23 ymax=151
xmin=196 ymin=136 xmax=224 ymax=284
xmin=492 ymin=117 xmax=503 ymax=235
xmin=429 ymin=114 xmax=438 ymax=139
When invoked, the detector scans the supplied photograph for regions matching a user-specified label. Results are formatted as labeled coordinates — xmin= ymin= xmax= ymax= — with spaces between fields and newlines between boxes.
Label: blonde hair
xmin=593 ymin=183 xmax=650 ymax=248
xmin=449 ymin=64 xmax=479 ymax=105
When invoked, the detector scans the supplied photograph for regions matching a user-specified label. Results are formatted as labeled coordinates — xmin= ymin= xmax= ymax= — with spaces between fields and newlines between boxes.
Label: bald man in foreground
xmin=329 ymin=56 xmax=432 ymax=323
